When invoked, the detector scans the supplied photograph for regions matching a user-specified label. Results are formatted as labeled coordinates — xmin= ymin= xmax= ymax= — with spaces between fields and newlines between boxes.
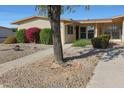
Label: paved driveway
xmin=86 ymin=45 xmax=124 ymax=88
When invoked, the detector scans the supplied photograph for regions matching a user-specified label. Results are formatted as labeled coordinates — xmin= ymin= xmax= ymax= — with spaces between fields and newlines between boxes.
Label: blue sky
xmin=0 ymin=5 xmax=124 ymax=28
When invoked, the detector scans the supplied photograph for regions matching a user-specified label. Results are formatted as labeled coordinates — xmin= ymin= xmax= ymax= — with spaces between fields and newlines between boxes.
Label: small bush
xmin=3 ymin=36 xmax=17 ymax=44
xmin=100 ymin=34 xmax=111 ymax=40
xmin=40 ymin=28 xmax=52 ymax=44
xmin=91 ymin=35 xmax=110 ymax=49
xmin=25 ymin=27 xmax=40 ymax=43
xmin=73 ymin=39 xmax=91 ymax=47
xmin=16 ymin=29 xmax=27 ymax=43
xmin=91 ymin=37 xmax=101 ymax=48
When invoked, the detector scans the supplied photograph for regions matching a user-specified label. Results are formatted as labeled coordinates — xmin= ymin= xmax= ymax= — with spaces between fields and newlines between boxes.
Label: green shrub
xmin=72 ymin=39 xmax=91 ymax=47
xmin=40 ymin=28 xmax=52 ymax=44
xmin=91 ymin=37 xmax=101 ymax=48
xmin=16 ymin=29 xmax=26 ymax=43
xmin=3 ymin=36 xmax=17 ymax=44
xmin=91 ymin=35 xmax=110 ymax=49
xmin=100 ymin=34 xmax=111 ymax=40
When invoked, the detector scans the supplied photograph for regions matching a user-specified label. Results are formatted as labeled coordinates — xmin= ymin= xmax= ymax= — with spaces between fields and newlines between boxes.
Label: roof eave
xmin=112 ymin=15 xmax=124 ymax=19
xmin=11 ymin=16 xmax=49 ymax=25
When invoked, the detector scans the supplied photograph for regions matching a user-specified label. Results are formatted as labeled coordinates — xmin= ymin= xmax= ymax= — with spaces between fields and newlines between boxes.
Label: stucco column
xmin=60 ymin=23 xmax=66 ymax=45
xmin=73 ymin=25 xmax=76 ymax=41
xmin=94 ymin=24 xmax=98 ymax=37
xmin=86 ymin=27 xmax=88 ymax=39
xmin=122 ymin=19 xmax=124 ymax=42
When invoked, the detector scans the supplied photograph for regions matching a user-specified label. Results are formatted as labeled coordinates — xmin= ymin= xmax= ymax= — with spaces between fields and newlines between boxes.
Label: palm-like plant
xmin=36 ymin=5 xmax=89 ymax=64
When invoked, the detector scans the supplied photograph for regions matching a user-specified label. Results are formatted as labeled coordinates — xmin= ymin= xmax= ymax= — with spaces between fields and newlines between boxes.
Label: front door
xmin=75 ymin=26 xmax=79 ymax=40
xmin=80 ymin=27 xmax=86 ymax=39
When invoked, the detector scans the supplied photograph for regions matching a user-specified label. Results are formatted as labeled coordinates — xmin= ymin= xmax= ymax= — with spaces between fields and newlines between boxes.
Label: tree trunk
xmin=48 ymin=5 xmax=63 ymax=64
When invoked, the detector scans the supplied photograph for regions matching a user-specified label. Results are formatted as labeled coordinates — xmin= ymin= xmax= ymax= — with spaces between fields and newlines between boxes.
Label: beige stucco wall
xmin=60 ymin=22 xmax=65 ymax=45
xmin=64 ymin=25 xmax=76 ymax=43
xmin=94 ymin=24 xmax=98 ymax=37
xmin=18 ymin=18 xmax=51 ymax=30
xmin=122 ymin=19 xmax=124 ymax=42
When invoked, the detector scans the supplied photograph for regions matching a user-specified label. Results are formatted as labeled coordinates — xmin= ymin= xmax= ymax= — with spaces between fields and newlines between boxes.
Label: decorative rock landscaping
xmin=0 ymin=45 xmax=103 ymax=88
xmin=0 ymin=44 xmax=52 ymax=64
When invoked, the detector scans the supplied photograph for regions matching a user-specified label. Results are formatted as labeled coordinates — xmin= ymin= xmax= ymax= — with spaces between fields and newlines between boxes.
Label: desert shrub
xmin=100 ymin=34 xmax=111 ymax=40
xmin=3 ymin=36 xmax=17 ymax=44
xmin=16 ymin=29 xmax=26 ymax=43
xmin=91 ymin=35 xmax=110 ymax=49
xmin=72 ymin=39 xmax=91 ymax=47
xmin=25 ymin=27 xmax=40 ymax=43
xmin=40 ymin=28 xmax=52 ymax=44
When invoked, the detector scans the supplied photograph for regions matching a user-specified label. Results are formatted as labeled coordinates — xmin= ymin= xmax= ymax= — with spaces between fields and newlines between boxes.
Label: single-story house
xmin=0 ymin=26 xmax=15 ymax=42
xmin=11 ymin=14 xmax=124 ymax=44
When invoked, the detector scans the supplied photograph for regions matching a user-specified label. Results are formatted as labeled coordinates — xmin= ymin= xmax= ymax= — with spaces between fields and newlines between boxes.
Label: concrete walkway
xmin=87 ymin=47 xmax=124 ymax=88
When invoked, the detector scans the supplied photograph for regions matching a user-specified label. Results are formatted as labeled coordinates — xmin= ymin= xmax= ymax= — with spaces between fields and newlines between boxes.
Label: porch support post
xmin=73 ymin=24 xmax=76 ymax=41
xmin=64 ymin=25 xmax=67 ymax=43
xmin=86 ymin=27 xmax=88 ymax=39
xmin=94 ymin=24 xmax=98 ymax=37
xmin=62 ymin=24 xmax=65 ymax=44
xmin=122 ymin=19 xmax=124 ymax=42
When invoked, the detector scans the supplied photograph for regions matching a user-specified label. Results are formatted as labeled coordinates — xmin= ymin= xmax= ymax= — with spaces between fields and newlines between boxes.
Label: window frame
xmin=67 ymin=25 xmax=73 ymax=35
xmin=102 ymin=24 xmax=122 ymax=39
xmin=87 ymin=26 xmax=95 ymax=39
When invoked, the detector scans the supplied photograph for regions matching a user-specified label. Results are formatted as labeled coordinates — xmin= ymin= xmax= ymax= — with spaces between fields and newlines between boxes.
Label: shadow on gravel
xmin=101 ymin=46 xmax=124 ymax=62
xmin=64 ymin=48 xmax=104 ymax=63
xmin=64 ymin=43 xmax=124 ymax=63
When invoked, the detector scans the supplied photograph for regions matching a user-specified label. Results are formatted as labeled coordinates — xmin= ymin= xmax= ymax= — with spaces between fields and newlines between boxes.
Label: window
xmin=67 ymin=25 xmax=73 ymax=34
xmin=102 ymin=24 xmax=121 ymax=39
xmin=102 ymin=25 xmax=112 ymax=37
xmin=80 ymin=27 xmax=86 ymax=39
xmin=112 ymin=25 xmax=121 ymax=39
xmin=87 ymin=26 xmax=94 ymax=39
xmin=80 ymin=26 xmax=94 ymax=39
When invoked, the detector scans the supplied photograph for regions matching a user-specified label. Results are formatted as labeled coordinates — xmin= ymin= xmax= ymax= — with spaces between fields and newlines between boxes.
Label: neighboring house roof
xmin=11 ymin=14 xmax=124 ymax=25
xmin=0 ymin=26 xmax=12 ymax=30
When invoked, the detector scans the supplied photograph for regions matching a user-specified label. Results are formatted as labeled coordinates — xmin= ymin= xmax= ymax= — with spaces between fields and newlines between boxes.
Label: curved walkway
xmin=87 ymin=46 xmax=124 ymax=88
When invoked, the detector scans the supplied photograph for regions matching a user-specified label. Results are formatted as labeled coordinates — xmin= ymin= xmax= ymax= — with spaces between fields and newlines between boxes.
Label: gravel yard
xmin=0 ymin=45 xmax=104 ymax=88
xmin=0 ymin=44 xmax=52 ymax=64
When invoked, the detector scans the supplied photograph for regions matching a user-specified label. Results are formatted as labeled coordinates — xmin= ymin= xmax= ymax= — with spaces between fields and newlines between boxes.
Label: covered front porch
xmin=63 ymin=18 xmax=124 ymax=44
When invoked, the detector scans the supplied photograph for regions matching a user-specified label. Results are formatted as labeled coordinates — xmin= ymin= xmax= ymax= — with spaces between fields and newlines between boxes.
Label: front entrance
xmin=75 ymin=26 xmax=79 ymax=40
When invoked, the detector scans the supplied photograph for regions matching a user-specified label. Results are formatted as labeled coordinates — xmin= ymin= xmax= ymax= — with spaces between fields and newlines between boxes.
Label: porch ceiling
xmin=63 ymin=17 xmax=123 ymax=26
xmin=63 ymin=21 xmax=82 ymax=25
xmin=112 ymin=17 xmax=123 ymax=24
xmin=80 ymin=19 xmax=112 ymax=24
